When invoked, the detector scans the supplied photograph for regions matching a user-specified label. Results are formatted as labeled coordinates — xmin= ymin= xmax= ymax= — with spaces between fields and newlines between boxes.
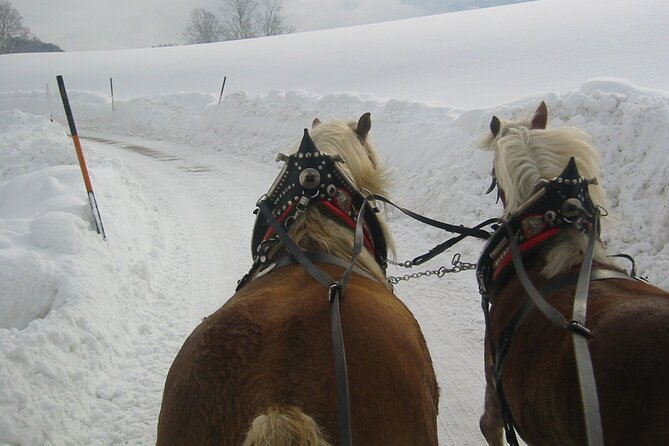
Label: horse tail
xmin=241 ymin=405 xmax=333 ymax=446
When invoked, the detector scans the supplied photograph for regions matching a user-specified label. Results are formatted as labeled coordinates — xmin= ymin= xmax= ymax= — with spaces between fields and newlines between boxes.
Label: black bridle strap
xmin=370 ymin=193 xmax=493 ymax=239
xmin=258 ymin=196 xmax=375 ymax=446
xmin=412 ymin=218 xmax=499 ymax=265
xmin=368 ymin=194 xmax=495 ymax=265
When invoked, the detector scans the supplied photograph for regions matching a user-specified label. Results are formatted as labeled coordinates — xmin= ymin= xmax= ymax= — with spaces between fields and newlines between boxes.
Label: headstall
xmin=238 ymin=128 xmax=388 ymax=290
xmin=477 ymin=156 xmax=600 ymax=296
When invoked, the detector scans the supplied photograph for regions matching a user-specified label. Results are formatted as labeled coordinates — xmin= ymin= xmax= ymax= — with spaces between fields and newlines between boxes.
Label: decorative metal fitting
xmin=299 ymin=168 xmax=321 ymax=189
xmin=561 ymin=198 xmax=583 ymax=219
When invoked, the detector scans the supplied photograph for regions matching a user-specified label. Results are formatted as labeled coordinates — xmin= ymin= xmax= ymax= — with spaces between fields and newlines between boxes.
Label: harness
xmin=236 ymin=128 xmax=494 ymax=445
xmin=245 ymin=128 xmax=388 ymax=280
xmin=477 ymin=157 xmax=637 ymax=446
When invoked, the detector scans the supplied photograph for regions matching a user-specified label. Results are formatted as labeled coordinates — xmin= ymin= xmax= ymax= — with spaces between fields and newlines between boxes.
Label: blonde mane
xmin=276 ymin=115 xmax=394 ymax=287
xmin=482 ymin=103 xmax=614 ymax=278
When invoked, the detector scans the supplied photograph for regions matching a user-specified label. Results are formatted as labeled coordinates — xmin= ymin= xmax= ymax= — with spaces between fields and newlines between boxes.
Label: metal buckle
xmin=567 ymin=320 xmax=593 ymax=338
xmin=329 ymin=282 xmax=342 ymax=302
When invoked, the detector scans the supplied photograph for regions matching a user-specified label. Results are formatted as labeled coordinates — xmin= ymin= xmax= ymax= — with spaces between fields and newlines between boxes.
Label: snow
xmin=1 ymin=0 xmax=668 ymax=444
xmin=2 ymin=0 xmax=668 ymax=109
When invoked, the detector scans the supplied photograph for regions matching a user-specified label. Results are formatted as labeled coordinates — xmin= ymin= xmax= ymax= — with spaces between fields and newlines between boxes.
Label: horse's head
xmin=481 ymin=102 xmax=612 ymax=277
xmin=306 ymin=113 xmax=389 ymax=196
xmin=252 ymin=113 xmax=394 ymax=287
xmin=482 ymin=102 xmax=608 ymax=220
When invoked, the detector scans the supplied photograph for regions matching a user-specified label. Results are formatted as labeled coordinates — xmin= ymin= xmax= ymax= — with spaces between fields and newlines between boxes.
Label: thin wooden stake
xmin=46 ymin=83 xmax=53 ymax=122
xmin=218 ymin=76 xmax=227 ymax=105
xmin=56 ymin=75 xmax=107 ymax=240
xmin=110 ymin=77 xmax=115 ymax=112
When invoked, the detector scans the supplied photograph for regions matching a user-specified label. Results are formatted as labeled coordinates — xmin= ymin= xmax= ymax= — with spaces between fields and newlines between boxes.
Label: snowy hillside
xmin=1 ymin=0 xmax=668 ymax=444
xmin=1 ymin=0 xmax=668 ymax=108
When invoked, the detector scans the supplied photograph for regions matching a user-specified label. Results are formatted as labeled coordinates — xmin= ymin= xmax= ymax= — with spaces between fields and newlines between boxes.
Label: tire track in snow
xmin=83 ymin=134 xmax=276 ymax=444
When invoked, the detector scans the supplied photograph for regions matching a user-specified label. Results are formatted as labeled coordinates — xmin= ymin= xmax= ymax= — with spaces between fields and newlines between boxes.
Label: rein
xmin=257 ymin=197 xmax=366 ymax=446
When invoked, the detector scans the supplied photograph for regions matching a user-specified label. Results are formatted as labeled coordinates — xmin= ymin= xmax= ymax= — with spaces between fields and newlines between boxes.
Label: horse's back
xmin=157 ymin=264 xmax=438 ymax=445
xmin=503 ymin=278 xmax=669 ymax=445
xmin=589 ymin=279 xmax=669 ymax=445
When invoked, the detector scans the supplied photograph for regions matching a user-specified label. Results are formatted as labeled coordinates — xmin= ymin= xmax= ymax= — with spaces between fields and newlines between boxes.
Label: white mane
xmin=278 ymin=116 xmax=394 ymax=287
xmin=483 ymin=115 xmax=615 ymax=278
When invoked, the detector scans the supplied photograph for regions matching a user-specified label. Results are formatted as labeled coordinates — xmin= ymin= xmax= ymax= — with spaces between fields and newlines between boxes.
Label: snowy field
xmin=1 ymin=0 xmax=668 ymax=444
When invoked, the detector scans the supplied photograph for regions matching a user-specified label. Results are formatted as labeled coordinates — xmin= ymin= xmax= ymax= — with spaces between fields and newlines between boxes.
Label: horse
xmin=156 ymin=113 xmax=439 ymax=446
xmin=477 ymin=102 xmax=669 ymax=446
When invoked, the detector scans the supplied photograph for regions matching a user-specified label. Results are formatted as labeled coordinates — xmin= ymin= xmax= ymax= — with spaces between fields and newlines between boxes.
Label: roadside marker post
xmin=56 ymin=75 xmax=107 ymax=241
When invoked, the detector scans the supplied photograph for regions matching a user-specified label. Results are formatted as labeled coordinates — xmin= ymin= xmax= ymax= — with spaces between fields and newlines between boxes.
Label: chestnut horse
xmin=156 ymin=114 xmax=439 ymax=445
xmin=477 ymin=102 xmax=669 ymax=446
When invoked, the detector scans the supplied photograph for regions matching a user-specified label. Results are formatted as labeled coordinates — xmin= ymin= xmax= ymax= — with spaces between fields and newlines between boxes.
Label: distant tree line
xmin=0 ymin=1 xmax=62 ymax=54
xmin=184 ymin=0 xmax=294 ymax=44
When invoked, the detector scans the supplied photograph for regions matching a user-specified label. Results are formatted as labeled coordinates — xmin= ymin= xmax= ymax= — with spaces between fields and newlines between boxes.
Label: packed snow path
xmin=85 ymin=133 xmax=490 ymax=444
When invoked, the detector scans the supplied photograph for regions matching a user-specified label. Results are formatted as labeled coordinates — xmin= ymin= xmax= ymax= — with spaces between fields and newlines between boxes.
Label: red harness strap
xmin=261 ymin=200 xmax=377 ymax=255
xmin=319 ymin=200 xmax=377 ymax=254
xmin=261 ymin=202 xmax=296 ymax=243
xmin=492 ymin=228 xmax=561 ymax=281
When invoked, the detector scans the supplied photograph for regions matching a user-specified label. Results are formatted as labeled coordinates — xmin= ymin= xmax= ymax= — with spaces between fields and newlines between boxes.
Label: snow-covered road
xmin=84 ymin=133 xmax=490 ymax=444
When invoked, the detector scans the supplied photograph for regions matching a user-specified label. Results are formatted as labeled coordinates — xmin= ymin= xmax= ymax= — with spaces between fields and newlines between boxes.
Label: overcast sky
xmin=11 ymin=0 xmax=531 ymax=52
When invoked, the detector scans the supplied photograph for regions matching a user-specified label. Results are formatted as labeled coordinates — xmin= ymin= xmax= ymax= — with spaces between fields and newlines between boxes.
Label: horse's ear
xmin=312 ymin=118 xmax=321 ymax=129
xmin=531 ymin=101 xmax=548 ymax=130
xmin=490 ymin=116 xmax=501 ymax=137
xmin=356 ymin=112 xmax=372 ymax=142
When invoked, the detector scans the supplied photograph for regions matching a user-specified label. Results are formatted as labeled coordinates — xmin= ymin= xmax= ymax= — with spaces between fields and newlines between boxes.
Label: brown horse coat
xmin=481 ymin=257 xmax=669 ymax=446
xmin=157 ymin=263 xmax=439 ymax=445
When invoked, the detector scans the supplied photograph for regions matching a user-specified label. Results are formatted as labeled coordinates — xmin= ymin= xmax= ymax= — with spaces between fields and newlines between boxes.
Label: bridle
xmin=478 ymin=157 xmax=638 ymax=446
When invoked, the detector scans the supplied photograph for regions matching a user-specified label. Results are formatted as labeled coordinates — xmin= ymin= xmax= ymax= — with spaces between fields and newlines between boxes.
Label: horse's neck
xmin=270 ymin=216 xmax=389 ymax=288
xmin=540 ymin=230 xmax=613 ymax=279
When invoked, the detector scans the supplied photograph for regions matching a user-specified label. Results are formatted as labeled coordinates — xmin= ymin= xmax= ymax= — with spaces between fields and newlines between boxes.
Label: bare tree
xmin=260 ymin=0 xmax=294 ymax=36
xmin=220 ymin=0 xmax=258 ymax=40
xmin=219 ymin=0 xmax=293 ymax=40
xmin=184 ymin=8 xmax=223 ymax=44
xmin=0 ymin=0 xmax=31 ymax=53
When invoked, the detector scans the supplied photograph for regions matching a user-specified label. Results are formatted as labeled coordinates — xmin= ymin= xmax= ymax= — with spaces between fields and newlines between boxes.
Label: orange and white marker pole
xmin=56 ymin=75 xmax=107 ymax=240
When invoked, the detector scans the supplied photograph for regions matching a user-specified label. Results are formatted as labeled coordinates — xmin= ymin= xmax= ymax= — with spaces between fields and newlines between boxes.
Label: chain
xmin=387 ymin=253 xmax=477 ymax=284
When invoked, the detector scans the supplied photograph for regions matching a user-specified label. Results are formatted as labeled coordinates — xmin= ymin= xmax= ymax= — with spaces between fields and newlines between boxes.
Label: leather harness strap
xmin=571 ymin=215 xmax=604 ymax=446
xmin=260 ymin=251 xmax=382 ymax=285
xmin=257 ymin=196 xmax=376 ymax=446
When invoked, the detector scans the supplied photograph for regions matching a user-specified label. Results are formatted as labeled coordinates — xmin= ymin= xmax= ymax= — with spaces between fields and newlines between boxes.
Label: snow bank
xmin=0 ymin=110 xmax=190 ymax=444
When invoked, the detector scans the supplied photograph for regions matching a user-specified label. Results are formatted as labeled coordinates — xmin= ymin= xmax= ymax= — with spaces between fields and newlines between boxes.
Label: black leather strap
xmin=571 ymin=215 xmax=604 ymax=446
xmin=493 ymin=215 xmax=632 ymax=446
xmin=367 ymin=193 xmax=496 ymax=265
xmin=257 ymin=197 xmax=367 ymax=446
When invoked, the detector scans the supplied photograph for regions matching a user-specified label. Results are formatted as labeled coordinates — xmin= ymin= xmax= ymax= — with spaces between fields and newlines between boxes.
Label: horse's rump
xmin=157 ymin=264 xmax=439 ymax=445
xmin=491 ymin=271 xmax=669 ymax=445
